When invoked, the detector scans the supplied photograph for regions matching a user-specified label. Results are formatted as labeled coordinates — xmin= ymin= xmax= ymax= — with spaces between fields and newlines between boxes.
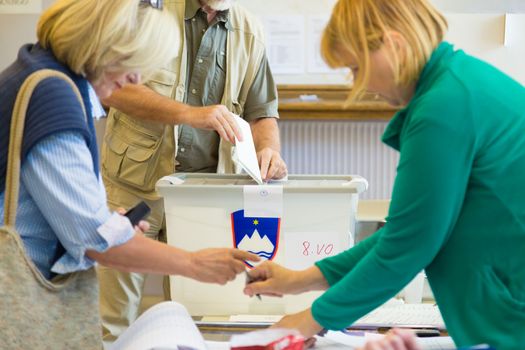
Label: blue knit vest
xmin=0 ymin=44 xmax=98 ymax=193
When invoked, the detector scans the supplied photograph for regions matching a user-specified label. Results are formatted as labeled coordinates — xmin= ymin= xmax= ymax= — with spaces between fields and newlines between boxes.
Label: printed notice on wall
xmin=307 ymin=15 xmax=351 ymax=76
xmin=0 ymin=0 xmax=41 ymax=13
xmin=263 ymin=15 xmax=306 ymax=75
xmin=307 ymin=16 xmax=332 ymax=74
xmin=284 ymin=231 xmax=348 ymax=270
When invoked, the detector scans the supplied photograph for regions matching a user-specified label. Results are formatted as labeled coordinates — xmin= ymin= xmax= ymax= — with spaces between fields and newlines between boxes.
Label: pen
xmin=245 ymin=271 xmax=262 ymax=300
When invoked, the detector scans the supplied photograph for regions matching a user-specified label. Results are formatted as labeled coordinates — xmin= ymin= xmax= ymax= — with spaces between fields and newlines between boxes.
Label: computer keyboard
xmin=355 ymin=303 xmax=445 ymax=329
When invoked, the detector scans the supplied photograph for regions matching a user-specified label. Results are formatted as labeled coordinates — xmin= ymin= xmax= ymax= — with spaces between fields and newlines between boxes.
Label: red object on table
xmin=231 ymin=333 xmax=304 ymax=350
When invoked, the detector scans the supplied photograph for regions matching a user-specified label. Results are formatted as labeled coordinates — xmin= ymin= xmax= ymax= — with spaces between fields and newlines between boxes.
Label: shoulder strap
xmin=3 ymin=69 xmax=86 ymax=227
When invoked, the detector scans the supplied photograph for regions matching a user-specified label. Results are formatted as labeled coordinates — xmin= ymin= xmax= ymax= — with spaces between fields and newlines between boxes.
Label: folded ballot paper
xmin=111 ymin=301 xmax=304 ymax=350
xmin=231 ymin=114 xmax=264 ymax=185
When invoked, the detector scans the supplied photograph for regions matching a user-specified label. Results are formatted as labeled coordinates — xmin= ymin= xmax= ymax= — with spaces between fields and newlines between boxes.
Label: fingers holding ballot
xmin=187 ymin=248 xmax=260 ymax=285
xmin=185 ymin=104 xmax=243 ymax=145
xmin=257 ymin=147 xmax=288 ymax=182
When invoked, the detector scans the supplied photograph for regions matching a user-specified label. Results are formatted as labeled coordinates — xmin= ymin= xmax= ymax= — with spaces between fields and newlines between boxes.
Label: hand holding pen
xmin=243 ymin=261 xmax=329 ymax=299
xmin=243 ymin=261 xmax=288 ymax=298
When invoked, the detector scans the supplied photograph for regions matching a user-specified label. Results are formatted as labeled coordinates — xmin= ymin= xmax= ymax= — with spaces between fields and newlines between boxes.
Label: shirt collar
xmin=381 ymin=42 xmax=454 ymax=151
xmin=87 ymin=83 xmax=106 ymax=119
xmin=185 ymin=0 xmax=232 ymax=31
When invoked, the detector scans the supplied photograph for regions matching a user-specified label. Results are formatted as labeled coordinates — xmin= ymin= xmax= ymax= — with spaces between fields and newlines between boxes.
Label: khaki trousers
xmin=98 ymin=180 xmax=170 ymax=347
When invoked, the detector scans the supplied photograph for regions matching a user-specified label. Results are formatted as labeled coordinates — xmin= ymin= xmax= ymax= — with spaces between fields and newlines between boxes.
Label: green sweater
xmin=312 ymin=42 xmax=525 ymax=349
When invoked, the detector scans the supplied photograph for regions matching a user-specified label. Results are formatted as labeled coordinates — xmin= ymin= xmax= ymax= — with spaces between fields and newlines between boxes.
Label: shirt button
xmin=191 ymin=88 xmax=197 ymax=94
xmin=192 ymin=18 xmax=196 ymax=22
xmin=198 ymin=58 xmax=203 ymax=64
xmin=180 ymin=147 xmax=185 ymax=152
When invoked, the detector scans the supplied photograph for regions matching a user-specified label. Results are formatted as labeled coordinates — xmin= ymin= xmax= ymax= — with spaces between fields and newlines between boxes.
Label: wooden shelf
xmin=277 ymin=84 xmax=399 ymax=121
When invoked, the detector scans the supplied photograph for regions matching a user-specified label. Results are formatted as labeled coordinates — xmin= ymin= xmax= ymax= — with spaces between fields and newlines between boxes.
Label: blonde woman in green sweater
xmin=244 ymin=0 xmax=525 ymax=349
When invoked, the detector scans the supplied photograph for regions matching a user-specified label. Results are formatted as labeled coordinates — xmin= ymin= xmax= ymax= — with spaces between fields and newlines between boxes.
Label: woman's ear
xmin=383 ymin=30 xmax=406 ymax=57
xmin=382 ymin=30 xmax=407 ymax=84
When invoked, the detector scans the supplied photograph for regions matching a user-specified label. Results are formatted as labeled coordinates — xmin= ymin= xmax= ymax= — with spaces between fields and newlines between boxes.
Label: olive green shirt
xmin=176 ymin=0 xmax=278 ymax=173
xmin=312 ymin=42 xmax=525 ymax=349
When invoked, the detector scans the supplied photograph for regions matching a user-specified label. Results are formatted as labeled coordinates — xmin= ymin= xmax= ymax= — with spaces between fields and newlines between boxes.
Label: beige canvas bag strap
xmin=3 ymin=69 xmax=86 ymax=227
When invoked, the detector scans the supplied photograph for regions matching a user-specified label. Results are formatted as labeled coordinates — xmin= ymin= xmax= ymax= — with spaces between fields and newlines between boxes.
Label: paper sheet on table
xmin=323 ymin=330 xmax=456 ymax=350
xmin=111 ymin=302 xmax=207 ymax=350
xmin=233 ymin=115 xmax=263 ymax=185
xmin=229 ymin=314 xmax=283 ymax=323
xmin=323 ymin=331 xmax=382 ymax=348
xmin=205 ymin=341 xmax=231 ymax=350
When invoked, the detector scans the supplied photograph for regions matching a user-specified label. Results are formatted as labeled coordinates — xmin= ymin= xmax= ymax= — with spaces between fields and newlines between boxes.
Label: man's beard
xmin=201 ymin=0 xmax=235 ymax=11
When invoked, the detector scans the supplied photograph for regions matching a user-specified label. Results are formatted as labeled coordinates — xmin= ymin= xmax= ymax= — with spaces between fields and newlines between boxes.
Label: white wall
xmin=1 ymin=0 xmax=524 ymax=85
xmin=236 ymin=0 xmax=525 ymax=85
xmin=0 ymin=0 xmax=53 ymax=70
xmin=445 ymin=13 xmax=525 ymax=86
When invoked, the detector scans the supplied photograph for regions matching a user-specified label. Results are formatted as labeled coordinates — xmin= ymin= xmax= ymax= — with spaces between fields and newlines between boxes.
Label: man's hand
xmin=271 ymin=308 xmax=323 ymax=339
xmin=250 ymin=118 xmax=287 ymax=181
xmin=187 ymin=248 xmax=259 ymax=284
xmin=257 ymin=147 xmax=288 ymax=181
xmin=184 ymin=105 xmax=243 ymax=144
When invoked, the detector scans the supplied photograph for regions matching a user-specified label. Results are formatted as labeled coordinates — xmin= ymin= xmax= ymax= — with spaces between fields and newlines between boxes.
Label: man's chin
xmin=202 ymin=0 xmax=235 ymax=11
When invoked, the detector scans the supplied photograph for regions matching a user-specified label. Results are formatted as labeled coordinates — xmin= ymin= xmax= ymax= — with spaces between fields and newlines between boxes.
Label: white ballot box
xmin=156 ymin=174 xmax=368 ymax=316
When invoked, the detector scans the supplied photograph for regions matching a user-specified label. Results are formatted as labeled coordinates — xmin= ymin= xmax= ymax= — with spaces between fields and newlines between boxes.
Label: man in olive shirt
xmin=99 ymin=0 xmax=287 ymax=343
xmin=176 ymin=0 xmax=283 ymax=174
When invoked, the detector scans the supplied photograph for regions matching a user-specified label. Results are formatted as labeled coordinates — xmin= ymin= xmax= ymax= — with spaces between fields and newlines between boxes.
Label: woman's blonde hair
xmin=37 ymin=0 xmax=179 ymax=83
xmin=321 ymin=0 xmax=447 ymax=101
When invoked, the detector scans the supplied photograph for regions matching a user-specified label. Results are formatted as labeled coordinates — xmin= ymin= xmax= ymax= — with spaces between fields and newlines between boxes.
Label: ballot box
xmin=156 ymin=174 xmax=368 ymax=316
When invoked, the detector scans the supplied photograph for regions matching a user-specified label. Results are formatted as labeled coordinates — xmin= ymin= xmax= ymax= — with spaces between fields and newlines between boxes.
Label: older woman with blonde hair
xmin=0 ymin=0 xmax=256 ymax=347
xmin=244 ymin=0 xmax=525 ymax=349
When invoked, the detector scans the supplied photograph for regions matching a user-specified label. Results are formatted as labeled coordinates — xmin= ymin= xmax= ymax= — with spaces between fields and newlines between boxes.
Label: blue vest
xmin=0 ymin=44 xmax=98 ymax=193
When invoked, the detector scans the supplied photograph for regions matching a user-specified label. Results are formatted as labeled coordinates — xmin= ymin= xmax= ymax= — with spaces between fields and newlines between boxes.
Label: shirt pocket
xmin=209 ymin=51 xmax=227 ymax=103
xmin=216 ymin=50 xmax=226 ymax=73
xmin=102 ymin=113 xmax=163 ymax=192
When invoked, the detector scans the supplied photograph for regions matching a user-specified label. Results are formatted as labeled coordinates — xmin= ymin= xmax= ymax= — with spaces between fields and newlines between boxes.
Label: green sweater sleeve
xmin=312 ymin=95 xmax=476 ymax=330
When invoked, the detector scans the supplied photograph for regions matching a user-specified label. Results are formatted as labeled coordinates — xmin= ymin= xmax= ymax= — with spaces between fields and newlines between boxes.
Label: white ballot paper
xmin=233 ymin=114 xmax=263 ymax=185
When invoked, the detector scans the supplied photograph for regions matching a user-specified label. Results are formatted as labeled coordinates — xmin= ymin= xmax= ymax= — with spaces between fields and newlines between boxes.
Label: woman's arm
xmin=103 ymin=84 xmax=242 ymax=143
xmin=312 ymin=106 xmax=476 ymax=330
xmin=22 ymin=132 xmax=130 ymax=274
xmin=23 ymin=132 xmax=257 ymax=281
xmin=87 ymin=234 xmax=256 ymax=284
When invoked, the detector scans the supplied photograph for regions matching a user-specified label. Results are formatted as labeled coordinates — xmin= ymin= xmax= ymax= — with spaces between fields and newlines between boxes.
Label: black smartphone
xmin=124 ymin=201 xmax=151 ymax=226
